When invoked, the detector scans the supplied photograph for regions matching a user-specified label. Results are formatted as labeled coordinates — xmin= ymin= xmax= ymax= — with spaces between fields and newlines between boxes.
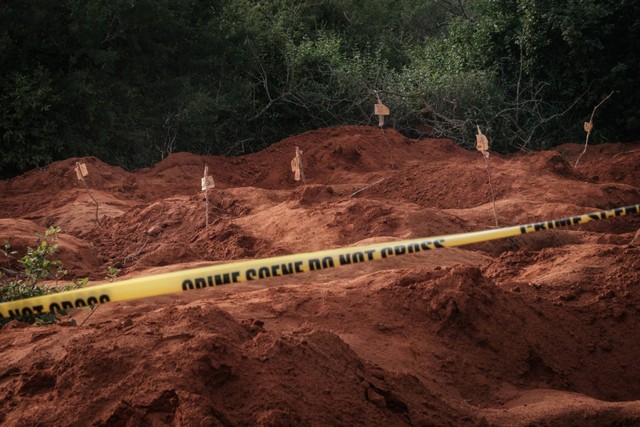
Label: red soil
xmin=1 ymin=125 xmax=640 ymax=426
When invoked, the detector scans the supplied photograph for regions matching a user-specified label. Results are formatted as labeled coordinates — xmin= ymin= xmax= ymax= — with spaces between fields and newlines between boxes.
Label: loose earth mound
xmin=1 ymin=125 xmax=639 ymax=426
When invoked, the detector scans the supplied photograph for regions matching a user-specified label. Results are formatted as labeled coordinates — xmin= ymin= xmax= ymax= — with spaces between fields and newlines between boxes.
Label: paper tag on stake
xmin=291 ymin=154 xmax=301 ymax=181
xmin=584 ymin=121 xmax=593 ymax=134
xmin=475 ymin=125 xmax=490 ymax=157
xmin=291 ymin=146 xmax=305 ymax=182
xmin=201 ymin=176 xmax=215 ymax=191
xmin=374 ymin=103 xmax=390 ymax=116
xmin=375 ymin=102 xmax=390 ymax=128
xmin=476 ymin=134 xmax=489 ymax=152
xmin=75 ymin=162 xmax=88 ymax=180
xmin=201 ymin=164 xmax=215 ymax=191
xmin=291 ymin=159 xmax=300 ymax=181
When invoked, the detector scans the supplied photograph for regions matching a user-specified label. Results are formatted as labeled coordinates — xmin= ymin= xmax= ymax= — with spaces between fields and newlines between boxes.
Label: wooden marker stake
xmin=574 ymin=90 xmax=614 ymax=168
xmin=291 ymin=146 xmax=306 ymax=184
xmin=74 ymin=162 xmax=100 ymax=225
xmin=475 ymin=126 xmax=499 ymax=228
xmin=202 ymin=164 xmax=215 ymax=227
xmin=373 ymin=90 xmax=390 ymax=127
xmin=475 ymin=125 xmax=490 ymax=157
xmin=373 ymin=93 xmax=396 ymax=169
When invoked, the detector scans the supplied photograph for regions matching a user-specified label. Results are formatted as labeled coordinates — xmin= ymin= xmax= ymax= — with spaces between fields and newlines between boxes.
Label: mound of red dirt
xmin=1 ymin=125 xmax=639 ymax=426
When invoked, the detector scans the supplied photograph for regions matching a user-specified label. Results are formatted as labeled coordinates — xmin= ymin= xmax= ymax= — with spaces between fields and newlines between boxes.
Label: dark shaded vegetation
xmin=1 ymin=0 xmax=638 ymax=177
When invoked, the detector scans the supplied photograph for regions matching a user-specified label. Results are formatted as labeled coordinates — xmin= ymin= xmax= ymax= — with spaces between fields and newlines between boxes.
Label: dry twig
xmin=78 ymin=305 xmax=99 ymax=327
xmin=350 ymin=178 xmax=386 ymax=197
xmin=612 ymin=149 xmax=639 ymax=159
xmin=123 ymin=240 xmax=148 ymax=266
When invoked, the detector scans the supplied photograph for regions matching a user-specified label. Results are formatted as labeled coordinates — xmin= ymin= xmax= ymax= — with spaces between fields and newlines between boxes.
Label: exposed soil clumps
xmin=1 ymin=126 xmax=639 ymax=425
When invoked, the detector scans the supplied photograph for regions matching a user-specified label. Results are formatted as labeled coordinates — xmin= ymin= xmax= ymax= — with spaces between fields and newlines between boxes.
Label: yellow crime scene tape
xmin=1 ymin=204 xmax=638 ymax=319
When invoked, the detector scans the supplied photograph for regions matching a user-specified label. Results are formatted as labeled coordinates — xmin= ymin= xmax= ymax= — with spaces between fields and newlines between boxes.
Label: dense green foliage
xmin=1 ymin=0 xmax=638 ymax=176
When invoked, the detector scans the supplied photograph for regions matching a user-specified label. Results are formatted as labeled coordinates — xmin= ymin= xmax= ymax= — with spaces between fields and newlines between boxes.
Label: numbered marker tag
xmin=291 ymin=156 xmax=301 ymax=181
xmin=201 ymin=176 xmax=215 ymax=191
xmin=75 ymin=162 xmax=89 ymax=180
xmin=375 ymin=102 xmax=390 ymax=127
xmin=291 ymin=146 xmax=304 ymax=182
xmin=476 ymin=133 xmax=489 ymax=152
xmin=291 ymin=162 xmax=301 ymax=181
xmin=475 ymin=125 xmax=489 ymax=156
xmin=584 ymin=121 xmax=593 ymax=134
xmin=374 ymin=103 xmax=390 ymax=116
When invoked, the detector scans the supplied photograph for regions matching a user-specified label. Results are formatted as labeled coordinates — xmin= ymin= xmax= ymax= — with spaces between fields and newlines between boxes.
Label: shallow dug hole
xmin=1 ymin=126 xmax=639 ymax=425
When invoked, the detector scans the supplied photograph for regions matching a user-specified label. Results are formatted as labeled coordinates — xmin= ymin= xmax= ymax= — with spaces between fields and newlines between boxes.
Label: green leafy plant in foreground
xmin=105 ymin=265 xmax=120 ymax=282
xmin=0 ymin=226 xmax=88 ymax=325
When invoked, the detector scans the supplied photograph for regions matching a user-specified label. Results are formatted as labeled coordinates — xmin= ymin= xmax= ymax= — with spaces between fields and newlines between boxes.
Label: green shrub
xmin=0 ymin=226 xmax=88 ymax=325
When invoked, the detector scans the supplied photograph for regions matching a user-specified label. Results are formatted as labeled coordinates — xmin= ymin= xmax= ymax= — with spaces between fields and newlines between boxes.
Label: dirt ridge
xmin=1 ymin=125 xmax=639 ymax=426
